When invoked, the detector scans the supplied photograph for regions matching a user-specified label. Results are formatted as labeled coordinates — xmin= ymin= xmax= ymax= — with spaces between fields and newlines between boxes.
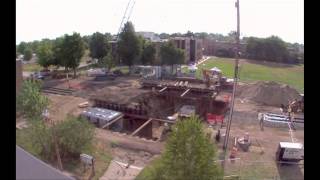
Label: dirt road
xmin=95 ymin=129 xmax=165 ymax=155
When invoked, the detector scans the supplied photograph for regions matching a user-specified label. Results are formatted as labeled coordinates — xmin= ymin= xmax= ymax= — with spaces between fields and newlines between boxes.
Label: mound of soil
xmin=237 ymin=81 xmax=301 ymax=106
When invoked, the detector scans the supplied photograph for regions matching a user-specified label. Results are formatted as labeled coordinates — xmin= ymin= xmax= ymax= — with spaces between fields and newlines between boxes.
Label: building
xmin=170 ymin=37 xmax=203 ymax=64
xmin=16 ymin=146 xmax=75 ymax=180
xmin=16 ymin=59 xmax=23 ymax=94
xmin=136 ymin=31 xmax=161 ymax=42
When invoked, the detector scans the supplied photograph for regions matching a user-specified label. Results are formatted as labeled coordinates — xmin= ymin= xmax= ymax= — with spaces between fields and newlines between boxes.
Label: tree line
xmin=16 ymin=22 xmax=186 ymax=75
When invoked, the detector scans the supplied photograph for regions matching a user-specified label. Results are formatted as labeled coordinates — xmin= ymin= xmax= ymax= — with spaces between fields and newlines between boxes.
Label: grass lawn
xmin=22 ymin=63 xmax=43 ymax=72
xmin=183 ymin=57 xmax=304 ymax=93
xmin=16 ymin=128 xmax=112 ymax=180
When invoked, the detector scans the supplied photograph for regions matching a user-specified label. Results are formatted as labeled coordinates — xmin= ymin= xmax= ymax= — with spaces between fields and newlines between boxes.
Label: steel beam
xmin=131 ymin=118 xmax=153 ymax=136
xmin=180 ymin=89 xmax=190 ymax=97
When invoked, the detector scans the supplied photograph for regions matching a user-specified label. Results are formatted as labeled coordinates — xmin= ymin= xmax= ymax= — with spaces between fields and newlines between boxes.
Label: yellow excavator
xmin=202 ymin=68 xmax=222 ymax=88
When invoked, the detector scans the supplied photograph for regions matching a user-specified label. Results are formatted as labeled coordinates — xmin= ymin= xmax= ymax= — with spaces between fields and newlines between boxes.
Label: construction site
xmin=15 ymin=0 xmax=304 ymax=179
xmin=23 ymin=62 xmax=303 ymax=179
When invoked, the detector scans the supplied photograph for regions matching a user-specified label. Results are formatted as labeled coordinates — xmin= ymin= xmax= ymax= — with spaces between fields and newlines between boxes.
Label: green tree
xmin=51 ymin=37 xmax=65 ymax=68
xmin=16 ymin=80 xmax=49 ymax=121
xmin=100 ymin=52 xmax=115 ymax=72
xmin=141 ymin=42 xmax=156 ymax=65
xmin=185 ymin=30 xmax=194 ymax=37
xmin=54 ymin=116 xmax=95 ymax=160
xmin=246 ymin=36 xmax=289 ymax=63
xmin=159 ymin=33 xmax=170 ymax=39
xmin=117 ymin=22 xmax=142 ymax=72
xmin=89 ymin=32 xmax=110 ymax=62
xmin=58 ymin=33 xmax=85 ymax=77
xmin=160 ymin=41 xmax=185 ymax=74
xmin=18 ymin=42 xmax=28 ymax=54
xmin=37 ymin=42 xmax=54 ymax=69
xmin=23 ymin=48 xmax=33 ymax=61
xmin=145 ymin=115 xmax=222 ymax=180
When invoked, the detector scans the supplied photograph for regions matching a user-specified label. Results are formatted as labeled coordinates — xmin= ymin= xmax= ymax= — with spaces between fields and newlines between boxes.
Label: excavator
xmin=202 ymin=68 xmax=223 ymax=88
xmin=280 ymin=97 xmax=304 ymax=113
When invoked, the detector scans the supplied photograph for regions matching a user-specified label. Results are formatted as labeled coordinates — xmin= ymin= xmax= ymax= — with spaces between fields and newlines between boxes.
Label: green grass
xmin=22 ymin=63 xmax=42 ymax=72
xmin=183 ymin=57 xmax=304 ymax=93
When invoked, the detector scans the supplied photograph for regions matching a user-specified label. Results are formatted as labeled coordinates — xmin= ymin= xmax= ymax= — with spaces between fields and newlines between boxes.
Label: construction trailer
xmin=276 ymin=142 xmax=304 ymax=163
xmin=80 ymin=107 xmax=123 ymax=130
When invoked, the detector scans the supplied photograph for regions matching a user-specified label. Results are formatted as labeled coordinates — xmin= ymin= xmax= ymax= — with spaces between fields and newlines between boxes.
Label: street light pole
xmin=223 ymin=0 xmax=240 ymax=151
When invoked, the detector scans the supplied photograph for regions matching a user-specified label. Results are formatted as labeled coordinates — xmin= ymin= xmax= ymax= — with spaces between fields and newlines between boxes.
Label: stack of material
xmin=81 ymin=107 xmax=123 ymax=127
xmin=237 ymin=81 xmax=301 ymax=106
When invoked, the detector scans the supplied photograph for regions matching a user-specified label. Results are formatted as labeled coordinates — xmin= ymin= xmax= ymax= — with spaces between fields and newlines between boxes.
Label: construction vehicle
xmin=281 ymin=97 xmax=304 ymax=113
xmin=202 ymin=68 xmax=222 ymax=88
xmin=202 ymin=67 xmax=232 ymax=88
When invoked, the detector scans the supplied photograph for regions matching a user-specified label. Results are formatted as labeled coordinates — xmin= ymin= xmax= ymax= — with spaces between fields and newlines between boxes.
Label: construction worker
xmin=215 ymin=129 xmax=221 ymax=142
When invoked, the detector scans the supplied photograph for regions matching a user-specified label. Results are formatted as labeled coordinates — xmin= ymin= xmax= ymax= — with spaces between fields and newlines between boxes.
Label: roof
xmin=81 ymin=107 xmax=122 ymax=122
xmin=16 ymin=145 xmax=75 ymax=180
xmin=279 ymin=142 xmax=303 ymax=149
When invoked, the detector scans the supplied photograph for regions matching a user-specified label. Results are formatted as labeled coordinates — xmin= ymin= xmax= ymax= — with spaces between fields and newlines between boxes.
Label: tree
xmin=141 ymin=42 xmax=156 ymax=65
xmin=54 ymin=116 xmax=95 ymax=160
xmin=185 ymin=30 xmax=194 ymax=37
xmin=18 ymin=42 xmax=28 ymax=54
xmin=58 ymin=33 xmax=85 ymax=77
xmin=246 ymin=36 xmax=289 ymax=63
xmin=37 ymin=42 xmax=54 ymax=69
xmin=159 ymin=33 xmax=170 ymax=39
xmin=160 ymin=41 xmax=185 ymax=74
xmin=89 ymin=32 xmax=110 ymax=62
xmin=51 ymin=37 xmax=65 ymax=68
xmin=23 ymin=48 xmax=33 ymax=61
xmin=117 ymin=22 xmax=142 ymax=71
xmin=100 ymin=52 xmax=115 ymax=71
xmin=146 ymin=115 xmax=222 ymax=180
xmin=16 ymin=80 xmax=49 ymax=121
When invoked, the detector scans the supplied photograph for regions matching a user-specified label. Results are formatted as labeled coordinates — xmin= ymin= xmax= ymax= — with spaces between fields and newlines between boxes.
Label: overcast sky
xmin=16 ymin=0 xmax=304 ymax=44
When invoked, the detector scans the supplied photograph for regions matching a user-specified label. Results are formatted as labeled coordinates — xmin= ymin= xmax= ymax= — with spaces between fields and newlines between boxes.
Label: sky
xmin=16 ymin=0 xmax=304 ymax=44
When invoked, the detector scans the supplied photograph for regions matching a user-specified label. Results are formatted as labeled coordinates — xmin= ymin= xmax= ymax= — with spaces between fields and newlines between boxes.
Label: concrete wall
xmin=16 ymin=60 xmax=23 ymax=94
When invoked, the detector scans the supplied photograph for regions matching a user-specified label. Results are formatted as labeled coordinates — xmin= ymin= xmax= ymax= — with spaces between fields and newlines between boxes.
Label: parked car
xmin=39 ymin=69 xmax=51 ymax=76
xmin=31 ymin=72 xmax=44 ymax=80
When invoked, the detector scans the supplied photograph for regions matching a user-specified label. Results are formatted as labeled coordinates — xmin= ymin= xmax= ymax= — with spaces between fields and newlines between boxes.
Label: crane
xmin=115 ymin=0 xmax=136 ymax=41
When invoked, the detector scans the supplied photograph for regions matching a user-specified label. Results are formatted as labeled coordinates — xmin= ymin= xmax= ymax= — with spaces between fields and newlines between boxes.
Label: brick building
xmin=170 ymin=37 xmax=203 ymax=64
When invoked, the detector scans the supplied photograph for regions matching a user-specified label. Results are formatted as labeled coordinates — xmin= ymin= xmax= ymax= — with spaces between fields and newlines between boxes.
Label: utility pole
xmin=222 ymin=0 xmax=240 ymax=168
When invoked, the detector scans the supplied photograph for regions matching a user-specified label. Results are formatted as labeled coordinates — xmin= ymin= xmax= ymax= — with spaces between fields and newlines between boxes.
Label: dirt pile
xmin=237 ymin=81 xmax=301 ymax=106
